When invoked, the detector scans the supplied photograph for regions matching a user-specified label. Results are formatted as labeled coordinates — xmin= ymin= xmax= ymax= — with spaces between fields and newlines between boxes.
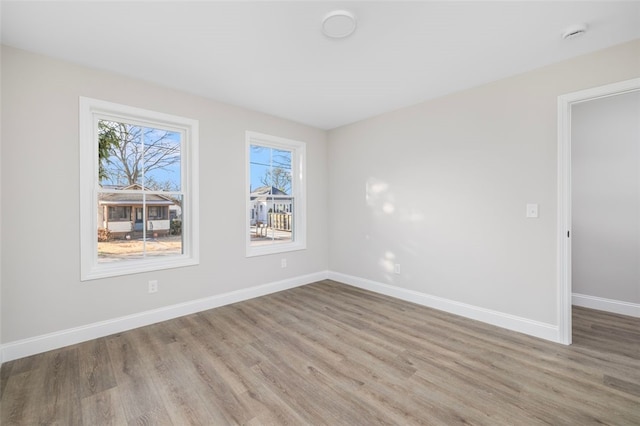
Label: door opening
xmin=557 ymin=78 xmax=640 ymax=344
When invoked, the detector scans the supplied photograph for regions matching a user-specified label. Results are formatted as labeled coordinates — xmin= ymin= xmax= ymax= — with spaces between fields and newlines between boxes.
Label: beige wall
xmin=328 ymin=40 xmax=640 ymax=325
xmin=2 ymin=39 xmax=640 ymax=349
xmin=0 ymin=46 xmax=328 ymax=343
xmin=572 ymin=90 xmax=640 ymax=304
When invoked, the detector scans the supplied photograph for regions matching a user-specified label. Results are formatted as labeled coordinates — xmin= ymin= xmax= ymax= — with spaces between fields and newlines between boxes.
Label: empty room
xmin=1 ymin=1 xmax=639 ymax=424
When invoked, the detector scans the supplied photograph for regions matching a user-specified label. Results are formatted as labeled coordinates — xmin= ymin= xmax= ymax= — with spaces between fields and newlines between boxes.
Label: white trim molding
xmin=0 ymin=271 xmax=329 ymax=363
xmin=557 ymin=78 xmax=640 ymax=345
xmin=329 ymin=272 xmax=559 ymax=343
xmin=573 ymin=293 xmax=640 ymax=318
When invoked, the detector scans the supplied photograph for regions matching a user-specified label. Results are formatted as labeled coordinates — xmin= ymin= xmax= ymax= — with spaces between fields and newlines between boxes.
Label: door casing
xmin=556 ymin=77 xmax=640 ymax=344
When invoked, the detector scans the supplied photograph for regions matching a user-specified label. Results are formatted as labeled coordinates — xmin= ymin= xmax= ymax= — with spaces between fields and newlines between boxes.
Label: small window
xmin=80 ymin=97 xmax=199 ymax=280
xmin=108 ymin=206 xmax=131 ymax=221
xmin=148 ymin=206 xmax=168 ymax=220
xmin=246 ymin=131 xmax=306 ymax=257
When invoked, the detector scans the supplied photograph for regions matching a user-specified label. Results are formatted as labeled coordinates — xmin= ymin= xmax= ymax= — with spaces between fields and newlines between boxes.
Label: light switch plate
xmin=526 ymin=203 xmax=539 ymax=218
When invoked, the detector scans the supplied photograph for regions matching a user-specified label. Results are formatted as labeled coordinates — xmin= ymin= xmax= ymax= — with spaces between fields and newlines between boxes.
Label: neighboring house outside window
xmin=80 ymin=97 xmax=199 ymax=280
xmin=98 ymin=184 xmax=175 ymax=237
xmin=246 ymin=131 xmax=306 ymax=257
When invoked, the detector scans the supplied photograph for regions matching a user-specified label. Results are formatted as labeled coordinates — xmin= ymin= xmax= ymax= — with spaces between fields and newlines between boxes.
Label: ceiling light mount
xmin=322 ymin=10 xmax=357 ymax=39
xmin=562 ymin=23 xmax=588 ymax=40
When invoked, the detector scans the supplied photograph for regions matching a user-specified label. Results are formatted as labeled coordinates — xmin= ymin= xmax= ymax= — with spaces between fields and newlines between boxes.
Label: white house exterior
xmin=98 ymin=184 xmax=178 ymax=238
xmin=249 ymin=186 xmax=293 ymax=226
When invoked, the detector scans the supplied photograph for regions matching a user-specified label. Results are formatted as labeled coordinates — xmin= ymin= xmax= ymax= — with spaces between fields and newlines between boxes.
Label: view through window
xmin=249 ymin=144 xmax=294 ymax=247
xmin=246 ymin=131 xmax=306 ymax=257
xmin=98 ymin=120 xmax=184 ymax=262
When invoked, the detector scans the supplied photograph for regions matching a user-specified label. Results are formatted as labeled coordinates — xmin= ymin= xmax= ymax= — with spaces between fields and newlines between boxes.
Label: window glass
xmin=97 ymin=119 xmax=183 ymax=263
xmin=246 ymin=132 xmax=306 ymax=257
xmin=249 ymin=144 xmax=294 ymax=247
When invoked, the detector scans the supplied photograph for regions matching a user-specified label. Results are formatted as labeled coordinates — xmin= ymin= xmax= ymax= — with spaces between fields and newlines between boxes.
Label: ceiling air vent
xmin=562 ymin=24 xmax=588 ymax=40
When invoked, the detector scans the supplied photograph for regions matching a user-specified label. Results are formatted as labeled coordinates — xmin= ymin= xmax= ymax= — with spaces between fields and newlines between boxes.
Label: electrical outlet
xmin=281 ymin=258 xmax=287 ymax=268
xmin=148 ymin=280 xmax=158 ymax=293
xmin=394 ymin=264 xmax=401 ymax=275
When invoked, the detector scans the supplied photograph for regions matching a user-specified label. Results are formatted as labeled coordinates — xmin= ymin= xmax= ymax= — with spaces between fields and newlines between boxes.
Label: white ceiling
xmin=2 ymin=1 xmax=639 ymax=129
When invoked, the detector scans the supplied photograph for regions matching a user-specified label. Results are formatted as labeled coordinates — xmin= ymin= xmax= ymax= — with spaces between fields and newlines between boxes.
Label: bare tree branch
xmin=99 ymin=120 xmax=180 ymax=190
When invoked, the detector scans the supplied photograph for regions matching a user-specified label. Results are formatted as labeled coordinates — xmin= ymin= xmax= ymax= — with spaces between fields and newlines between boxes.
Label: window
xmin=80 ymin=97 xmax=199 ymax=280
xmin=246 ymin=131 xmax=306 ymax=257
xmin=108 ymin=206 xmax=131 ymax=221
xmin=148 ymin=206 xmax=168 ymax=220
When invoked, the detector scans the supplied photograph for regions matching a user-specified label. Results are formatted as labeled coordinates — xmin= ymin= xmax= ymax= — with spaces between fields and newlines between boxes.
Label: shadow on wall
xmin=365 ymin=177 xmax=426 ymax=285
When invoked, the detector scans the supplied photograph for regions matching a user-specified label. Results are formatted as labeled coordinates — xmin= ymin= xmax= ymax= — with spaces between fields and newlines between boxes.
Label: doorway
xmin=134 ymin=207 xmax=144 ymax=232
xmin=557 ymin=78 xmax=640 ymax=344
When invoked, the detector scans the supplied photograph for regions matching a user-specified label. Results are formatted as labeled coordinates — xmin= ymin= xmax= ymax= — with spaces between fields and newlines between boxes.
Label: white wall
xmin=0 ymin=46 xmax=328 ymax=345
xmin=2 ymin=39 xmax=640 ymax=357
xmin=572 ymin=91 xmax=640 ymax=304
xmin=328 ymin=40 xmax=640 ymax=327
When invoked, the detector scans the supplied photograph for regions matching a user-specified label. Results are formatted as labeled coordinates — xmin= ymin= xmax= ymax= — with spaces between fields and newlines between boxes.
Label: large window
xmin=80 ymin=97 xmax=199 ymax=280
xmin=246 ymin=131 xmax=306 ymax=257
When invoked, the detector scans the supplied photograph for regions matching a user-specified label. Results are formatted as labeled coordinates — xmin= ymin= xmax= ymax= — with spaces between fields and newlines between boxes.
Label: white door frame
xmin=556 ymin=77 xmax=640 ymax=345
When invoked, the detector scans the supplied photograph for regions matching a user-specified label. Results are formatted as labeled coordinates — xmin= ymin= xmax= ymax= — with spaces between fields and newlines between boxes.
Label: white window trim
xmin=79 ymin=97 xmax=199 ymax=280
xmin=246 ymin=131 xmax=307 ymax=257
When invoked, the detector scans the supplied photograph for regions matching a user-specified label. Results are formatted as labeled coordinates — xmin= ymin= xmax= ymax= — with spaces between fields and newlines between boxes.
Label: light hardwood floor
xmin=1 ymin=280 xmax=639 ymax=425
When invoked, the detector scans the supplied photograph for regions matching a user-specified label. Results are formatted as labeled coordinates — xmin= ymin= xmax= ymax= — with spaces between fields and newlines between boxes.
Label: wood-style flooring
xmin=1 ymin=280 xmax=639 ymax=425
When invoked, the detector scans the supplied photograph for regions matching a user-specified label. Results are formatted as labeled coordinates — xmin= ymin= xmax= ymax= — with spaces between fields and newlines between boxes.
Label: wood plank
xmin=105 ymin=332 xmax=173 ymax=424
xmin=1 ymin=280 xmax=639 ymax=425
xmin=36 ymin=348 xmax=83 ymax=425
xmin=78 ymin=337 xmax=117 ymax=399
xmin=81 ymin=387 xmax=128 ymax=426
xmin=1 ymin=369 xmax=43 ymax=424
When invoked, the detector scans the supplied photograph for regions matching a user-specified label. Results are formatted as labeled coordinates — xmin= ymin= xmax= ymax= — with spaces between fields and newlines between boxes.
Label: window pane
xmin=99 ymin=120 xmax=143 ymax=188
xmin=268 ymin=198 xmax=293 ymax=245
xmin=250 ymin=196 xmax=294 ymax=247
xmin=271 ymin=148 xmax=292 ymax=195
xmin=142 ymin=127 xmax=182 ymax=191
xmin=97 ymin=198 xmax=143 ymax=263
xmin=249 ymin=144 xmax=271 ymax=193
xmin=146 ymin=196 xmax=183 ymax=258
xmin=249 ymin=143 xmax=295 ymax=248
xmin=97 ymin=195 xmax=183 ymax=262
xmin=99 ymin=121 xmax=181 ymax=191
xmin=97 ymin=120 xmax=184 ymax=262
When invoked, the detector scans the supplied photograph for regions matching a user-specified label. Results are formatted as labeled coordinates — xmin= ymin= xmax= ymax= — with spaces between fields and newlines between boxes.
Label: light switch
xmin=526 ymin=203 xmax=539 ymax=218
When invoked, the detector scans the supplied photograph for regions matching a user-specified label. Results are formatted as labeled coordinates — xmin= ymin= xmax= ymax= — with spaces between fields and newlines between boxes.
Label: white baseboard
xmin=2 ymin=269 xmax=565 ymax=363
xmin=0 ymin=271 xmax=329 ymax=363
xmin=328 ymin=272 xmax=560 ymax=343
xmin=572 ymin=293 xmax=640 ymax=318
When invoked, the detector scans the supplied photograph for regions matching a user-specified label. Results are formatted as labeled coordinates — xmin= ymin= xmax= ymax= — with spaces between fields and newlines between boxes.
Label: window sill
xmin=246 ymin=242 xmax=306 ymax=258
xmin=81 ymin=256 xmax=198 ymax=281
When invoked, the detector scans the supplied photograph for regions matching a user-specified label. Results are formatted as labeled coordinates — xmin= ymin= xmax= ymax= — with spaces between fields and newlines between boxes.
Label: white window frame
xmin=79 ymin=97 xmax=199 ymax=280
xmin=246 ymin=131 xmax=306 ymax=257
